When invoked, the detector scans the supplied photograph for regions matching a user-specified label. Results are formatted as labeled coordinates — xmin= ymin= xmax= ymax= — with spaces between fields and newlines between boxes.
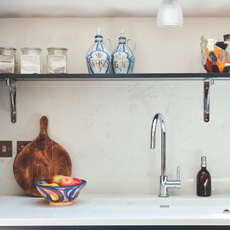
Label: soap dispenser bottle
xmin=196 ymin=156 xmax=211 ymax=197
xmin=86 ymin=28 xmax=112 ymax=74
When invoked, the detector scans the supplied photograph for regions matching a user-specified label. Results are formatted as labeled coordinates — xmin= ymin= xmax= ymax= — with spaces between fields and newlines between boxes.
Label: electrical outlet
xmin=0 ymin=141 xmax=12 ymax=157
xmin=17 ymin=141 xmax=31 ymax=154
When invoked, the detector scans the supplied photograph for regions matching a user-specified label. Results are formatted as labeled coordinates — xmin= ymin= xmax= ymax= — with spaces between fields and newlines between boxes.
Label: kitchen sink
xmin=91 ymin=197 xmax=230 ymax=215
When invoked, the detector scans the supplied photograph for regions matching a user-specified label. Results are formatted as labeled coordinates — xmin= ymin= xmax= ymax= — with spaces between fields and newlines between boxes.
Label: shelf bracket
xmin=204 ymin=78 xmax=214 ymax=122
xmin=6 ymin=78 xmax=17 ymax=123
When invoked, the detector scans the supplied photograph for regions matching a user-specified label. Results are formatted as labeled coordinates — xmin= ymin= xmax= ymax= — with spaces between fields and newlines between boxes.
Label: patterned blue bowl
xmin=35 ymin=179 xmax=87 ymax=206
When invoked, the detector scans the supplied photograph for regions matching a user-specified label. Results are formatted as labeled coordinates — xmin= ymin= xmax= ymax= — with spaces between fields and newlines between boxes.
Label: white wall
xmin=0 ymin=17 xmax=230 ymax=196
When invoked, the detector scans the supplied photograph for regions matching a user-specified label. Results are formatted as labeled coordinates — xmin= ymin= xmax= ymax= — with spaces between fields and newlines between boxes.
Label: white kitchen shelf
xmin=0 ymin=73 xmax=229 ymax=81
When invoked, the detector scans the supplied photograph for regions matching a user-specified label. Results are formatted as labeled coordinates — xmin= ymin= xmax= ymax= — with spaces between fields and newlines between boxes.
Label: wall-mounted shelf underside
xmin=1 ymin=73 xmax=228 ymax=123
xmin=0 ymin=73 xmax=230 ymax=81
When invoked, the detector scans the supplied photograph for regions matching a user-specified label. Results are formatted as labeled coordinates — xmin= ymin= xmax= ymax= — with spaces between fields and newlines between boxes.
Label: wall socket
xmin=0 ymin=141 xmax=12 ymax=157
xmin=17 ymin=141 xmax=31 ymax=154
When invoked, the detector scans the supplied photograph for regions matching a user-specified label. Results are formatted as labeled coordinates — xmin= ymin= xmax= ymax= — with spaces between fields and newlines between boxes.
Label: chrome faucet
xmin=150 ymin=113 xmax=181 ymax=197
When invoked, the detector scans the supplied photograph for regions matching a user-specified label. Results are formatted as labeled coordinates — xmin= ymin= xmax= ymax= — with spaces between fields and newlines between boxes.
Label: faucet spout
xmin=150 ymin=113 xmax=166 ymax=176
xmin=150 ymin=113 xmax=181 ymax=197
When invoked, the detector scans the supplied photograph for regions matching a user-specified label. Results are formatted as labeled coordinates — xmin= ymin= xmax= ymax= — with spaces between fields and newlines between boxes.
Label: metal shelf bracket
xmin=204 ymin=78 xmax=214 ymax=122
xmin=6 ymin=78 xmax=17 ymax=123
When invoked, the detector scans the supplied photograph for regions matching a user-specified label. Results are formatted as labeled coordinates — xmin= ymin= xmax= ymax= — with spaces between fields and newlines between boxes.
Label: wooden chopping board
xmin=13 ymin=116 xmax=72 ymax=197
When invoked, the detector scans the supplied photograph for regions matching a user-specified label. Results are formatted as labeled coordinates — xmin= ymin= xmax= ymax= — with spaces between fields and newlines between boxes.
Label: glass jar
xmin=47 ymin=47 xmax=68 ymax=74
xmin=0 ymin=47 xmax=17 ymax=74
xmin=21 ymin=48 xmax=42 ymax=74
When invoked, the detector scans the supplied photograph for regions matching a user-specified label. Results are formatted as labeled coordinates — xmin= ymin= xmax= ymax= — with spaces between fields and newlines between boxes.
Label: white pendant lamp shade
xmin=157 ymin=0 xmax=183 ymax=28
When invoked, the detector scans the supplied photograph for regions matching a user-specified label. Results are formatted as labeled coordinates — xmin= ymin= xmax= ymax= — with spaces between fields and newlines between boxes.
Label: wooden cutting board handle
xmin=13 ymin=116 xmax=72 ymax=197
xmin=40 ymin=116 xmax=48 ymax=135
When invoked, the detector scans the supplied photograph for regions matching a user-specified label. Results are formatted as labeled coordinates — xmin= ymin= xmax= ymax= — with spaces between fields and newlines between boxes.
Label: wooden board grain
xmin=13 ymin=116 xmax=72 ymax=197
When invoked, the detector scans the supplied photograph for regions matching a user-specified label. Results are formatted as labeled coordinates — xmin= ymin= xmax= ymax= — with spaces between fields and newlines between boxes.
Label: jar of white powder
xmin=0 ymin=47 xmax=17 ymax=74
xmin=47 ymin=47 xmax=67 ymax=74
xmin=21 ymin=47 xmax=42 ymax=74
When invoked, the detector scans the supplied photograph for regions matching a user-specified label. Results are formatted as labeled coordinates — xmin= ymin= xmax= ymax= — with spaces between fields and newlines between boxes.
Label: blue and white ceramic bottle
xmin=86 ymin=28 xmax=112 ymax=74
xmin=112 ymin=30 xmax=136 ymax=74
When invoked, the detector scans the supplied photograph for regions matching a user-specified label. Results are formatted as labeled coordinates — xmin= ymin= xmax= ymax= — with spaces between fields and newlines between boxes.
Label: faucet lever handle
xmin=177 ymin=166 xmax=180 ymax=180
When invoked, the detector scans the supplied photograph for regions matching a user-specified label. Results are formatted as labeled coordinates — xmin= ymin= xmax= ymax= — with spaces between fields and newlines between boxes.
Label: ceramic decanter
xmin=112 ymin=30 xmax=136 ymax=74
xmin=86 ymin=28 xmax=111 ymax=74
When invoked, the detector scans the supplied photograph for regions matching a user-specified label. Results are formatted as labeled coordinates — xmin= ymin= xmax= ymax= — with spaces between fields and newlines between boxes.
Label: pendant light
xmin=157 ymin=0 xmax=183 ymax=28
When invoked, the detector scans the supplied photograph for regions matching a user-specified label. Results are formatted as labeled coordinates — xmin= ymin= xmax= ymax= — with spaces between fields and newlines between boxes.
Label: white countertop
xmin=1 ymin=194 xmax=230 ymax=226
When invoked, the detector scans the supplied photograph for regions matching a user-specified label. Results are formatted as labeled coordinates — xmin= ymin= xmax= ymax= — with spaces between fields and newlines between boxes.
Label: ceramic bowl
xmin=35 ymin=179 xmax=87 ymax=206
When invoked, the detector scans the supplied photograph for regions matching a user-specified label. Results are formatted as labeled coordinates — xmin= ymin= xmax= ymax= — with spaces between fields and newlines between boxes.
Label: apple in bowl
xmin=73 ymin=177 xmax=82 ymax=185
xmin=51 ymin=175 xmax=64 ymax=184
xmin=59 ymin=176 xmax=75 ymax=186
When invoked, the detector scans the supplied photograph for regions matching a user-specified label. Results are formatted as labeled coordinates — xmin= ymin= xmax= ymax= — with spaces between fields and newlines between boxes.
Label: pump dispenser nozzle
xmin=201 ymin=156 xmax=207 ymax=167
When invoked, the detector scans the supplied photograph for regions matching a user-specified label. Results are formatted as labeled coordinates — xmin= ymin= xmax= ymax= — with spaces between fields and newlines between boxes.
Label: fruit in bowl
xmin=35 ymin=175 xmax=87 ymax=206
xmin=52 ymin=175 xmax=65 ymax=184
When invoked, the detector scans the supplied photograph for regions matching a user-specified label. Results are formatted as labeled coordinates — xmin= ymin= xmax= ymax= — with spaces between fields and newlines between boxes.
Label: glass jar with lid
xmin=47 ymin=47 xmax=68 ymax=74
xmin=20 ymin=47 xmax=42 ymax=74
xmin=0 ymin=47 xmax=17 ymax=74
